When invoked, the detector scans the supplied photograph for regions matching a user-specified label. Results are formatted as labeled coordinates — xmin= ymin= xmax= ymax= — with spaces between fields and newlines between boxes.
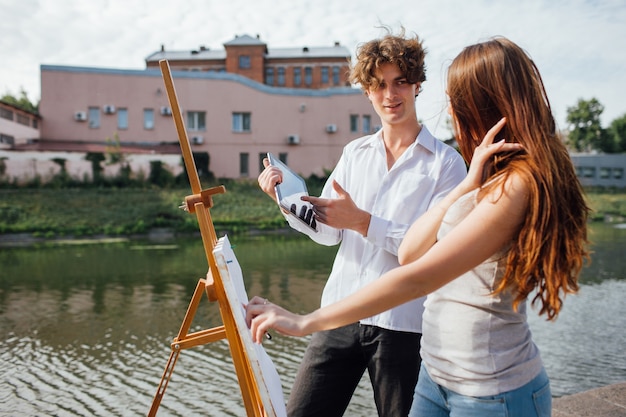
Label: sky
xmin=1 ymin=0 xmax=625 ymax=137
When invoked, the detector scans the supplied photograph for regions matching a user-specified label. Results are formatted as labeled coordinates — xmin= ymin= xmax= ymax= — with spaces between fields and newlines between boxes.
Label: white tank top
xmin=421 ymin=188 xmax=543 ymax=396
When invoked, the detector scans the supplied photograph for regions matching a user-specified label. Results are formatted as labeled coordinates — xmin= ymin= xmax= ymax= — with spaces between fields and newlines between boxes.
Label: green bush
xmin=0 ymin=182 xmax=624 ymax=239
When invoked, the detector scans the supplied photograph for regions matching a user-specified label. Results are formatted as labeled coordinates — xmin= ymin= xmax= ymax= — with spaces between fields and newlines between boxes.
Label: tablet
xmin=267 ymin=153 xmax=317 ymax=232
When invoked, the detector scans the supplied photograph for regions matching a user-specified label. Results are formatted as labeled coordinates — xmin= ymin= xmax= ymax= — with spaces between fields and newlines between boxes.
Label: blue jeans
xmin=410 ymin=364 xmax=551 ymax=417
xmin=286 ymin=323 xmax=421 ymax=417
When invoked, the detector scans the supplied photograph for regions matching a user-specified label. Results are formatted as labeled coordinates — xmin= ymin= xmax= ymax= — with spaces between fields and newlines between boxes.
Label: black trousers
xmin=286 ymin=323 xmax=422 ymax=417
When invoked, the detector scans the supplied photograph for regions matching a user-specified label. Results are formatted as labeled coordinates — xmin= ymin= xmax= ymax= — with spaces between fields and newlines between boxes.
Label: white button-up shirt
xmin=284 ymin=126 xmax=467 ymax=333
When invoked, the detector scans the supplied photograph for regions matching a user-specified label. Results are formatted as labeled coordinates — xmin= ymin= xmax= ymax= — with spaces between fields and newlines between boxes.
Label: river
xmin=0 ymin=223 xmax=624 ymax=416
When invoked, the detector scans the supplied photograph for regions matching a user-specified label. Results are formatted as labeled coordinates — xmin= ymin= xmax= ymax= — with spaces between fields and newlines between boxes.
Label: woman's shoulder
xmin=478 ymin=171 xmax=530 ymax=225
xmin=483 ymin=170 xmax=529 ymax=199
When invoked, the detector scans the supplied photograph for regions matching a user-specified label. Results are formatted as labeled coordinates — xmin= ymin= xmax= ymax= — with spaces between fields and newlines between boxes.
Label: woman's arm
xmin=246 ymin=171 xmax=529 ymax=343
xmin=398 ymin=118 xmax=520 ymax=264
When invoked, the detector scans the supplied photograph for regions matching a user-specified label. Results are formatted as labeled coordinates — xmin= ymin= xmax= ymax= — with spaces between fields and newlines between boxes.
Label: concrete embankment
xmin=553 ymin=382 xmax=626 ymax=416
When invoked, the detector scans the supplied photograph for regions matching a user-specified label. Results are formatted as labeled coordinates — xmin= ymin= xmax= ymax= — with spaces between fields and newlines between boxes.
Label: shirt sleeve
xmin=282 ymin=209 xmax=342 ymax=246
xmin=427 ymin=150 xmax=467 ymax=209
xmin=282 ymin=153 xmax=345 ymax=247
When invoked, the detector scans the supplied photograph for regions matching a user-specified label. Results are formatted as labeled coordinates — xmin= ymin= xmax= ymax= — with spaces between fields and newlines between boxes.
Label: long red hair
xmin=447 ymin=37 xmax=590 ymax=320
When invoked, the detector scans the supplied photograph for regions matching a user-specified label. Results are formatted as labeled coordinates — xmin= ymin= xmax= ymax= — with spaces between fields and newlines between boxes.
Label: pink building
xmin=33 ymin=34 xmax=377 ymax=180
xmin=0 ymin=100 xmax=40 ymax=147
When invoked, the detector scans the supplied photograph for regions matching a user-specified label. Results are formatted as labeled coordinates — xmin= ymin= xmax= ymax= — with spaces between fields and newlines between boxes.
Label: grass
xmin=584 ymin=188 xmax=626 ymax=221
xmin=0 ymin=181 xmax=289 ymax=238
xmin=0 ymin=183 xmax=624 ymax=238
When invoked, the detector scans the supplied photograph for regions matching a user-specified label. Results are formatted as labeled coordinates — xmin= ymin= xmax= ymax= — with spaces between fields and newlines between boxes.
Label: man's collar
xmin=361 ymin=125 xmax=438 ymax=154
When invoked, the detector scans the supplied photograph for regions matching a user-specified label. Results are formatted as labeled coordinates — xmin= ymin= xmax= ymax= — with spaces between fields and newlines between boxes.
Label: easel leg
xmin=148 ymin=348 xmax=180 ymax=417
xmin=148 ymin=279 xmax=210 ymax=417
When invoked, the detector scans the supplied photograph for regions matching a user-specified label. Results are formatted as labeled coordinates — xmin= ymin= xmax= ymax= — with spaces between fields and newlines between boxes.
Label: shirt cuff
xmin=366 ymin=214 xmax=389 ymax=246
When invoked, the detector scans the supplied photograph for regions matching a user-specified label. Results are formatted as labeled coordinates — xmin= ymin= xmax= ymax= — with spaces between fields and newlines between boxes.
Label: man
xmin=257 ymin=28 xmax=466 ymax=417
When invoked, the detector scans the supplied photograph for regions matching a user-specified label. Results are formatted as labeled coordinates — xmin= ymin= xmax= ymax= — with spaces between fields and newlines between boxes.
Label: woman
xmin=246 ymin=37 xmax=589 ymax=416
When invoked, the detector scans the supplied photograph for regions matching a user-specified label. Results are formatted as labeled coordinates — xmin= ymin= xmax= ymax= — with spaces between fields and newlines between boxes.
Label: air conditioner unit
xmin=191 ymin=135 xmax=204 ymax=145
xmin=160 ymin=106 xmax=172 ymax=116
xmin=287 ymin=135 xmax=300 ymax=145
xmin=103 ymin=105 xmax=116 ymax=114
xmin=74 ymin=111 xmax=87 ymax=121
xmin=326 ymin=124 xmax=337 ymax=133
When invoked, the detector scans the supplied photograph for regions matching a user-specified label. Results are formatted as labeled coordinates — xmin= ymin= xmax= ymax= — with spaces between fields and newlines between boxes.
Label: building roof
xmin=267 ymin=46 xmax=350 ymax=59
xmin=0 ymin=99 xmax=41 ymax=117
xmin=223 ymin=34 xmax=266 ymax=46
xmin=145 ymin=34 xmax=350 ymax=63
xmin=41 ymin=65 xmax=361 ymax=97
xmin=145 ymin=48 xmax=226 ymax=62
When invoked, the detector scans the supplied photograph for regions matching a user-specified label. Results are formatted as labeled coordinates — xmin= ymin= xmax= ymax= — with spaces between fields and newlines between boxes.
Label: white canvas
xmin=213 ymin=235 xmax=287 ymax=417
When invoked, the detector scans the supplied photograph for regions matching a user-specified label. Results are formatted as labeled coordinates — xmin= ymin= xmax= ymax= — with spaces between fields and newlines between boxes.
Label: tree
xmin=566 ymin=98 xmax=606 ymax=152
xmin=1 ymin=88 xmax=38 ymax=113
xmin=85 ymin=152 xmax=106 ymax=184
xmin=105 ymin=133 xmax=126 ymax=165
xmin=609 ymin=114 xmax=626 ymax=153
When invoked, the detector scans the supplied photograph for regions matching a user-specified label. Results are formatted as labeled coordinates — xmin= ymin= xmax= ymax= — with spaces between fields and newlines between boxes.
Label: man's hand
xmin=303 ymin=180 xmax=371 ymax=236
xmin=257 ymin=157 xmax=282 ymax=202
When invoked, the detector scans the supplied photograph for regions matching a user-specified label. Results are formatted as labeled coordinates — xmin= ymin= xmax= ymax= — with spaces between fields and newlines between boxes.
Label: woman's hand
xmin=463 ymin=118 xmax=523 ymax=190
xmin=245 ymin=296 xmax=313 ymax=344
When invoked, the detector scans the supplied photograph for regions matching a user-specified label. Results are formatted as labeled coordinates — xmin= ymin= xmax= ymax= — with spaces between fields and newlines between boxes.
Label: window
xmin=321 ymin=66 xmax=329 ymax=84
xmin=240 ymin=152 xmax=249 ymax=177
xmin=332 ymin=66 xmax=340 ymax=85
xmin=0 ymin=134 xmax=15 ymax=145
xmin=305 ymin=67 xmax=313 ymax=86
xmin=143 ymin=108 xmax=154 ymax=130
xmin=88 ymin=107 xmax=100 ymax=129
xmin=582 ymin=167 xmax=596 ymax=178
xmin=260 ymin=152 xmax=288 ymax=175
xmin=600 ymin=167 xmax=611 ymax=179
xmin=294 ymin=68 xmax=302 ymax=86
xmin=350 ymin=114 xmax=359 ymax=133
xmin=0 ymin=107 xmax=13 ymax=120
xmin=362 ymin=115 xmax=371 ymax=134
xmin=265 ymin=67 xmax=274 ymax=86
xmin=614 ymin=168 xmax=624 ymax=179
xmin=277 ymin=67 xmax=286 ymax=86
xmin=117 ymin=108 xmax=128 ymax=130
xmin=239 ymin=55 xmax=251 ymax=69
xmin=187 ymin=111 xmax=206 ymax=131
xmin=232 ymin=112 xmax=251 ymax=132
xmin=16 ymin=114 xmax=30 ymax=126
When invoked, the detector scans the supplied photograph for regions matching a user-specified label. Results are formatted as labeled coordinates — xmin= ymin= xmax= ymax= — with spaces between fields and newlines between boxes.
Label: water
xmin=1 ymin=224 xmax=625 ymax=416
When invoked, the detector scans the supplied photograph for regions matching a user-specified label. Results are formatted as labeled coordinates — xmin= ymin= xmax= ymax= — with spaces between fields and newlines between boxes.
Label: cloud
xmin=0 ymin=0 xmax=624 ymax=135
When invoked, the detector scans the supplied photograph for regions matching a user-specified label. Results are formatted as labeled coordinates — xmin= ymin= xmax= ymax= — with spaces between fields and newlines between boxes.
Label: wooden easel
xmin=148 ymin=60 xmax=269 ymax=417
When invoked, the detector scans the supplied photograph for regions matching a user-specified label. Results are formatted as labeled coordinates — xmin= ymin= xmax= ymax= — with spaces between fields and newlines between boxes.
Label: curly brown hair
xmin=349 ymin=26 xmax=427 ymax=92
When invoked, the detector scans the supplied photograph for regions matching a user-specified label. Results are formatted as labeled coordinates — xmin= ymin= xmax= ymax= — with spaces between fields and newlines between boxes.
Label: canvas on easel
xmin=214 ymin=235 xmax=286 ymax=417
xmin=147 ymin=59 xmax=286 ymax=417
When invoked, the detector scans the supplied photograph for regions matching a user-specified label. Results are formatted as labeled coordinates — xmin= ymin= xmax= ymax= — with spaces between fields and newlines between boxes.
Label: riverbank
xmin=553 ymin=381 xmax=626 ymax=416
xmin=0 ymin=185 xmax=624 ymax=241
xmin=0 ymin=182 xmax=299 ymax=239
